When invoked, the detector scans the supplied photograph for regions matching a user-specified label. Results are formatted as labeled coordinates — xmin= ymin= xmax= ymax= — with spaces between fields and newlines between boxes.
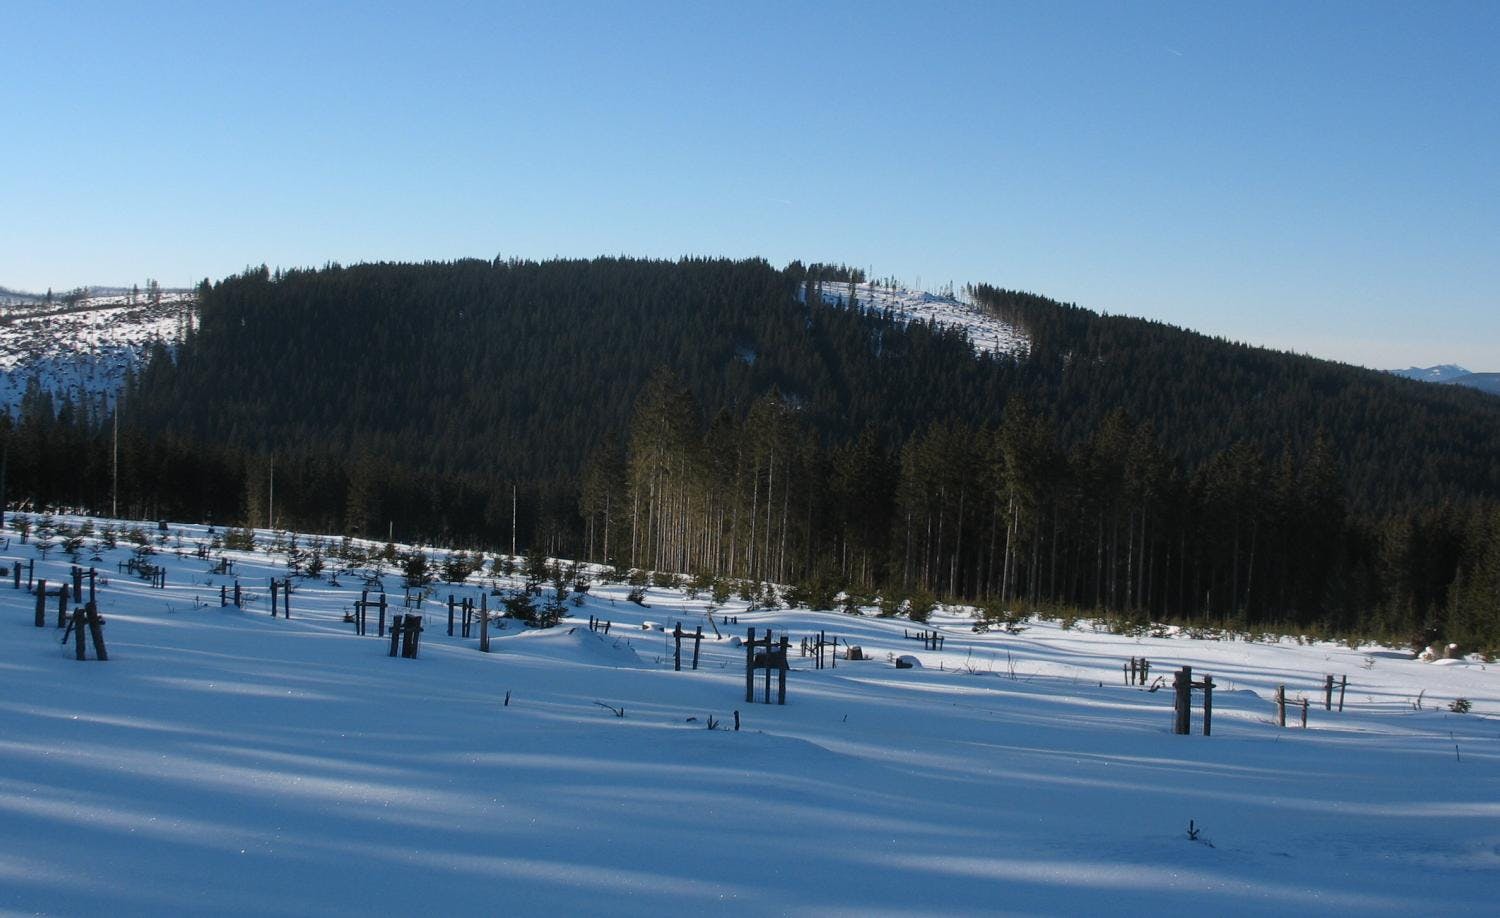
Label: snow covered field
xmin=0 ymin=291 xmax=196 ymax=410
xmin=804 ymin=281 xmax=1029 ymax=359
xmin=1 ymin=516 xmax=1496 ymax=915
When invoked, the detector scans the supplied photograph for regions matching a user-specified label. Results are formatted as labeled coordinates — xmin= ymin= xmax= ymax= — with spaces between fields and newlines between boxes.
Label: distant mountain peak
xmin=1390 ymin=364 xmax=1471 ymax=383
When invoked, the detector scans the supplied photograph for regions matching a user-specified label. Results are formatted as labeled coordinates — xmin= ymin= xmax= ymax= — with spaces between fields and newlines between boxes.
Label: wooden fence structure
xmin=388 ymin=614 xmax=424 ymax=658
xmin=1125 ymin=656 xmax=1151 ymax=686
xmin=268 ymin=577 xmax=292 ymax=618
xmin=745 ymin=627 xmax=789 ymax=704
xmin=1172 ymin=665 xmax=1215 ymax=736
xmin=672 ymin=623 xmax=703 ymax=671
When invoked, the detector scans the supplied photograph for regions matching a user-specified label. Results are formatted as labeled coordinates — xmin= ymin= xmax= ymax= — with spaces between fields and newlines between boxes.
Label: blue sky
xmin=2 ymin=1 xmax=1495 ymax=369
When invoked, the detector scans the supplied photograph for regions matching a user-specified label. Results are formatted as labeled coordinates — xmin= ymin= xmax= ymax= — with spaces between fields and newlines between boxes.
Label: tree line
xmin=4 ymin=256 xmax=1498 ymax=651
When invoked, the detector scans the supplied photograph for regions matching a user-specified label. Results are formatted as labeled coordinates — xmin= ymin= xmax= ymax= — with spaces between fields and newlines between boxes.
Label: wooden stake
xmin=1202 ymin=675 xmax=1213 ymax=736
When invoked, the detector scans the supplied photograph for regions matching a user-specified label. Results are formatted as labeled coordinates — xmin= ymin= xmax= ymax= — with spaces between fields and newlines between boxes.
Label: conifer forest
xmin=8 ymin=257 xmax=1499 ymax=651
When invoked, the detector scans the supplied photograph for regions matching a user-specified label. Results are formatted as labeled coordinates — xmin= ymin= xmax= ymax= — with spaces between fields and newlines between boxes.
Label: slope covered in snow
xmin=805 ymin=280 xmax=1029 ymax=359
xmin=0 ymin=288 xmax=196 ymax=410
xmin=0 ymin=513 xmax=1495 ymax=915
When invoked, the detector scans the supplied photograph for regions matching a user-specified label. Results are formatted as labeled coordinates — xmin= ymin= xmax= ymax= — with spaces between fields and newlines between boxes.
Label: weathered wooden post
xmin=282 ymin=578 xmax=290 ymax=619
xmin=34 ymin=578 xmax=46 ymax=627
xmin=692 ymin=625 xmax=703 ymax=670
xmin=269 ymin=579 xmax=279 ymax=617
xmin=73 ymin=608 xmax=86 ymax=660
xmin=85 ymin=601 xmax=107 ymax=661
xmin=388 ymin=615 xmax=404 ymax=657
xmin=1338 ymin=675 xmax=1347 ymax=712
xmin=220 ymin=584 xmax=227 ymax=607
xmin=403 ymin=615 xmax=422 ymax=658
xmin=233 ymin=581 xmax=242 ymax=607
xmin=1276 ymin=684 xmax=1287 ymax=727
xmin=72 ymin=566 xmax=83 ymax=602
xmin=745 ymin=627 xmax=757 ymax=703
xmin=56 ymin=588 xmax=68 ymax=629
xmin=378 ymin=593 xmax=387 ymax=637
xmin=1202 ymin=675 xmax=1214 ymax=736
xmin=1324 ymin=674 xmax=1334 ymax=711
xmin=447 ymin=595 xmax=455 ymax=637
xmin=11 ymin=563 xmax=19 ymax=589
xmin=478 ymin=593 xmax=490 ymax=652
xmin=88 ymin=567 xmax=96 ymax=603
xmin=1300 ymin=697 xmax=1309 ymax=729
xmin=777 ymin=634 xmax=789 ymax=705
xmin=1173 ymin=666 xmax=1192 ymax=735
xmin=673 ymin=622 xmax=683 ymax=671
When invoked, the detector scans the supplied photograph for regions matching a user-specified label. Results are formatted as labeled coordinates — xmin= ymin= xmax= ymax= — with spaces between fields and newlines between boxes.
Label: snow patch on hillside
xmin=802 ymin=281 xmax=1029 ymax=358
xmin=0 ymin=289 xmax=197 ymax=410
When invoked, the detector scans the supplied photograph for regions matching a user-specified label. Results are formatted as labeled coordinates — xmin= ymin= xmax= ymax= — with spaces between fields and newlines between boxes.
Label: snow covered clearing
xmin=1 ymin=516 xmax=1496 ymax=915
xmin=0 ymin=291 xmax=196 ymax=410
xmin=803 ymin=281 xmax=1029 ymax=359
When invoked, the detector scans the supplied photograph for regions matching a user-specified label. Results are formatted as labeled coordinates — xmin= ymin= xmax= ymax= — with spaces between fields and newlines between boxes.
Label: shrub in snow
xmin=905 ymin=590 xmax=936 ymax=623
xmin=651 ymin=570 xmax=683 ymax=590
xmin=222 ymin=526 xmax=255 ymax=551
xmin=895 ymin=655 xmax=921 ymax=669
xmin=502 ymin=588 xmax=537 ymax=624
xmin=1449 ymin=698 xmax=1472 ymax=714
xmin=402 ymin=551 xmax=432 ymax=589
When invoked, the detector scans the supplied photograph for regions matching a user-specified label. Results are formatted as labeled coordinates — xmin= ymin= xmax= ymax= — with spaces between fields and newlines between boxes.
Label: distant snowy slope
xmin=1389 ymin=364 xmax=1498 ymax=397
xmin=1390 ymin=364 xmax=1471 ymax=383
xmin=803 ymin=280 xmax=1029 ymax=358
xmin=0 ymin=288 xmax=197 ymax=410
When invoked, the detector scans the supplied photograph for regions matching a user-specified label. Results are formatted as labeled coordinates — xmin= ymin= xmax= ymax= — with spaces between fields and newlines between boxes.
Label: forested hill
xmin=126 ymin=258 xmax=1499 ymax=514
xmin=975 ymin=284 xmax=1500 ymax=508
xmin=12 ymin=256 xmax=1500 ymax=647
xmin=127 ymin=256 xmax=1010 ymax=482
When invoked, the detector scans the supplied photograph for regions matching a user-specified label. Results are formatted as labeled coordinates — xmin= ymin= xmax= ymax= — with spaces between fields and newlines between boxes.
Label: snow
xmin=1 ymin=514 xmax=1496 ymax=915
xmin=0 ymin=290 xmax=196 ymax=410
xmin=802 ymin=280 xmax=1029 ymax=359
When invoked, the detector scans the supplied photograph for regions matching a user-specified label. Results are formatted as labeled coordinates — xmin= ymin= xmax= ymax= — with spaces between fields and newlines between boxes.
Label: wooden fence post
xmin=1276 ymin=684 xmax=1286 ymax=727
xmin=478 ymin=593 xmax=490 ymax=652
xmin=1324 ymin=674 xmax=1334 ymax=711
xmin=777 ymin=634 xmax=789 ymax=705
xmin=692 ymin=626 xmax=702 ymax=670
xmin=34 ymin=578 xmax=46 ymax=627
xmin=673 ymin=623 xmax=683 ymax=671
xmin=745 ymin=628 xmax=756 ymax=703
xmin=1173 ymin=666 xmax=1192 ymax=735
xmin=85 ymin=602 xmax=107 ymax=661
xmin=1301 ymin=697 xmax=1308 ymax=729
xmin=73 ymin=608 xmax=87 ymax=660
xmin=448 ymin=595 xmax=455 ymax=637
xmin=1202 ymin=675 xmax=1213 ymax=736
xmin=1338 ymin=675 xmax=1347 ymax=712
